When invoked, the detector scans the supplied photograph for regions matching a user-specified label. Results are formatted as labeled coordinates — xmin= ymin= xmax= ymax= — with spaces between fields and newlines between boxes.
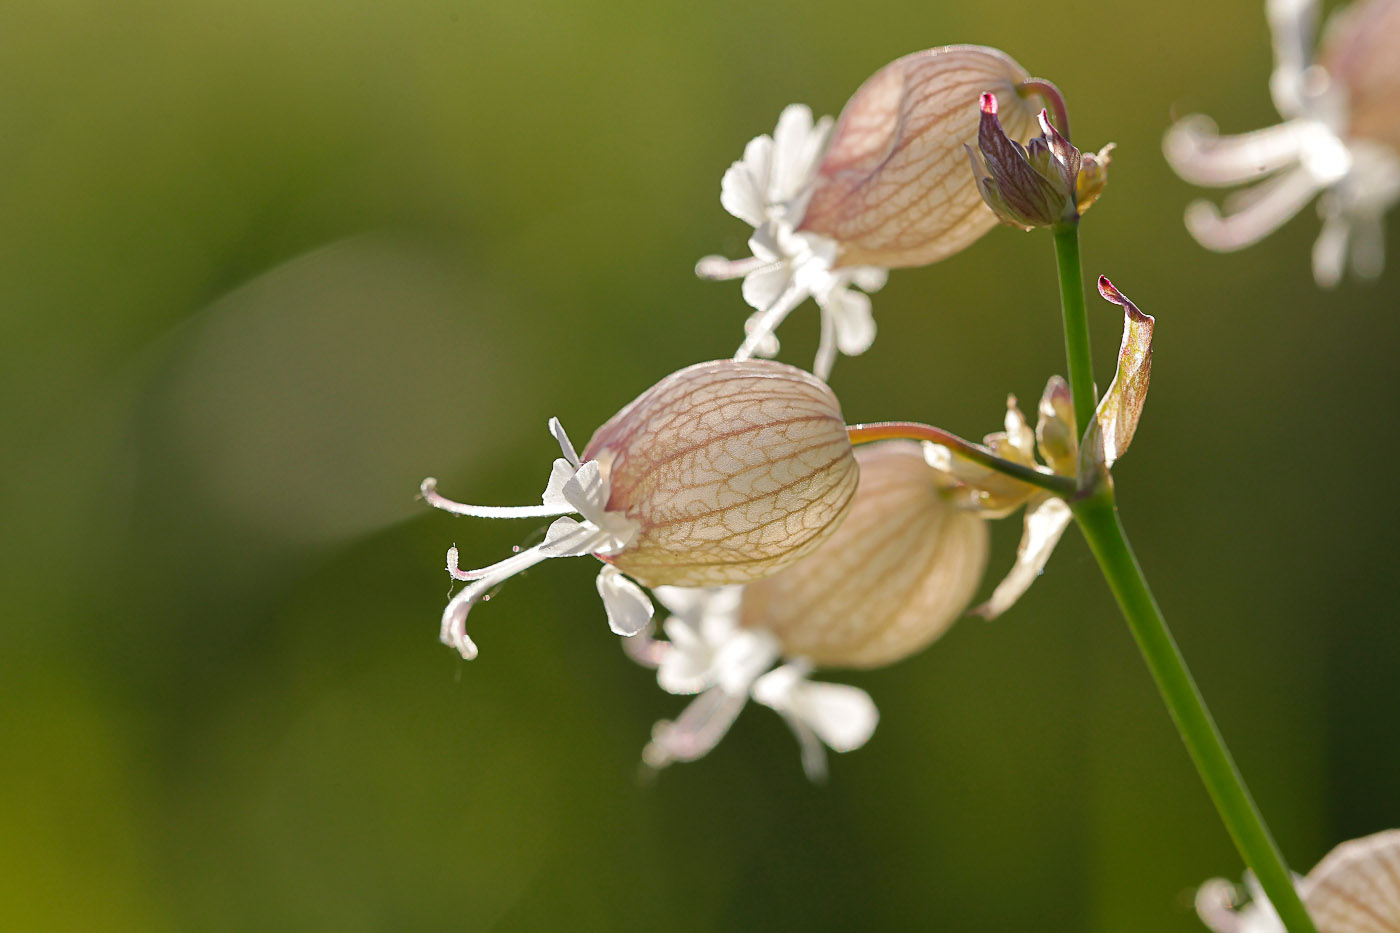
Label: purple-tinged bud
xmin=968 ymin=95 xmax=1082 ymax=229
xmin=738 ymin=441 xmax=988 ymax=669
xmin=583 ymin=359 xmax=859 ymax=587
xmin=797 ymin=45 xmax=1042 ymax=268
xmin=1320 ymin=0 xmax=1400 ymax=150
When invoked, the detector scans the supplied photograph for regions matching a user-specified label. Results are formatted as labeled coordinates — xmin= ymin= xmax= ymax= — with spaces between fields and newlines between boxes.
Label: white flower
xmin=1164 ymin=0 xmax=1400 ymax=286
xmin=1196 ymin=828 xmax=1400 ymax=933
xmin=421 ymin=417 xmax=652 ymax=660
xmin=628 ymin=586 xmax=877 ymax=781
xmin=696 ymin=104 xmax=888 ymax=380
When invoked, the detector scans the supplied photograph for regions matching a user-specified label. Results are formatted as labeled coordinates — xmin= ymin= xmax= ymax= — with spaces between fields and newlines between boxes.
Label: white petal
xmin=740 ymin=260 xmax=796 ymax=313
xmin=562 ymin=460 xmax=609 ymax=519
xmin=975 ymin=496 xmax=1074 ymax=619
xmin=712 ymin=630 xmax=780 ymax=695
xmin=538 ymin=516 xmax=603 ymax=557
xmin=719 ymin=135 xmax=773 ymax=227
xmin=596 ymin=566 xmax=654 ymax=637
xmin=792 ymin=681 xmax=879 ymax=752
xmin=849 ymin=266 xmax=888 ymax=293
xmin=822 ymin=285 xmax=877 ymax=356
xmin=540 ymin=457 xmax=578 ymax=512
xmin=548 ymin=416 xmax=580 ymax=466
xmin=642 ymin=687 xmax=749 ymax=769
xmin=771 ymin=104 xmax=816 ymax=203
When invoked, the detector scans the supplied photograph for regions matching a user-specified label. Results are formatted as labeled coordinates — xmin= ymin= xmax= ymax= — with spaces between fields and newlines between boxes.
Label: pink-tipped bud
xmin=1320 ymin=0 xmax=1400 ymax=150
xmin=968 ymin=98 xmax=1082 ymax=229
xmin=738 ymin=441 xmax=988 ymax=669
xmin=583 ymin=360 xmax=859 ymax=587
xmin=797 ymin=45 xmax=1041 ymax=268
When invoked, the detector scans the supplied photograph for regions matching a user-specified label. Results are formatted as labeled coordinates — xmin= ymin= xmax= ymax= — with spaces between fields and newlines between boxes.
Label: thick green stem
xmin=1052 ymin=224 xmax=1097 ymax=436
xmin=1051 ymin=228 xmax=1315 ymax=931
xmin=1073 ymin=493 xmax=1317 ymax=933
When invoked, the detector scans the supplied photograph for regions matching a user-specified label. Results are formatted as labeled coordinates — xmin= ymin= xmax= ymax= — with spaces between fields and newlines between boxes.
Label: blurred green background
xmin=3 ymin=0 xmax=1396 ymax=929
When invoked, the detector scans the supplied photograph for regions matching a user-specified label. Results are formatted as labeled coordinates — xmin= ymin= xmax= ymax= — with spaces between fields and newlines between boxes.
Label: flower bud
xmin=583 ymin=359 xmax=859 ymax=587
xmin=1320 ymin=0 xmax=1400 ymax=151
xmin=738 ymin=441 xmax=989 ymax=668
xmin=798 ymin=46 xmax=1042 ymax=268
xmin=968 ymin=95 xmax=1081 ymax=229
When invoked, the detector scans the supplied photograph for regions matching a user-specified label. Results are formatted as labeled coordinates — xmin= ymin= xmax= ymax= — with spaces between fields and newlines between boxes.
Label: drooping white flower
xmin=422 ymin=417 xmax=651 ymax=659
xmin=630 ymin=586 xmax=877 ymax=781
xmin=1164 ymin=0 xmax=1400 ymax=286
xmin=696 ymin=104 xmax=889 ymax=381
xmin=421 ymin=359 xmax=861 ymax=662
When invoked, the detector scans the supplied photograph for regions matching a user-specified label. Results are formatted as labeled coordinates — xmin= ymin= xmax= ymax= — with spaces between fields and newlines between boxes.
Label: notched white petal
xmin=974 ymin=495 xmax=1074 ymax=620
xmin=596 ymin=566 xmax=654 ymax=637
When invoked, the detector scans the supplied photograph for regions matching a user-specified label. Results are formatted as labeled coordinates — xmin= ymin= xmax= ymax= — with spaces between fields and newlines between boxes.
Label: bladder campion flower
xmin=697 ymin=46 xmax=1045 ymax=379
xmin=422 ymin=359 xmax=859 ymax=660
xmin=1164 ymin=0 xmax=1400 ymax=286
xmin=929 ymin=277 xmax=1155 ymax=617
xmin=628 ymin=440 xmax=993 ymax=779
xmin=1196 ymin=828 xmax=1400 ymax=932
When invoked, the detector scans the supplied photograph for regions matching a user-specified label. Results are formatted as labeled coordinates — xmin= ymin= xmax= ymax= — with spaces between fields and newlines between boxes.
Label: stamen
xmin=439 ymin=523 xmax=603 ymax=659
xmin=695 ymin=254 xmax=767 ymax=281
xmin=813 ymin=303 xmax=838 ymax=381
xmin=420 ymin=477 xmax=573 ymax=520
xmin=1185 ymin=165 xmax=1322 ymax=251
xmin=1164 ymin=117 xmax=1310 ymax=186
xmin=732 ymin=279 xmax=806 ymax=362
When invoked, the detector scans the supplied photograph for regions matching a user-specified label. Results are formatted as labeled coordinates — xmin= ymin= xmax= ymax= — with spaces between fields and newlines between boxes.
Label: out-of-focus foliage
xmin=2 ymin=0 xmax=1397 ymax=930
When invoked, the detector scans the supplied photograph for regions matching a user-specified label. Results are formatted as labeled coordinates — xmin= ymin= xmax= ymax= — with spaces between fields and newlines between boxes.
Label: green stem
xmin=845 ymin=421 xmax=1075 ymax=498
xmin=1052 ymin=224 xmax=1097 ymax=436
xmin=1073 ymin=493 xmax=1317 ymax=933
xmin=1051 ymin=230 xmax=1316 ymax=932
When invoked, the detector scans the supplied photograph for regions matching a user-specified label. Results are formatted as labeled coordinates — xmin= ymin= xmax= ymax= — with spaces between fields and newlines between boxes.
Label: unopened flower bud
xmin=968 ymin=95 xmax=1082 ymax=229
xmin=739 ymin=441 xmax=989 ymax=668
xmin=422 ymin=359 xmax=859 ymax=659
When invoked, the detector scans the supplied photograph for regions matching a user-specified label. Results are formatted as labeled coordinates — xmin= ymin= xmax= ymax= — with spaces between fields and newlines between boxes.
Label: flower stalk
xmin=1052 ymin=224 xmax=1097 ymax=437
xmin=1053 ymin=230 xmax=1319 ymax=933
xmin=845 ymin=421 xmax=1076 ymax=497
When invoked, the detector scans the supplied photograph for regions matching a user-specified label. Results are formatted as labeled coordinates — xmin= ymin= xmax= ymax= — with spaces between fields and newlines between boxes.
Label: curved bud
xmin=583 ymin=359 xmax=859 ymax=587
xmin=798 ymin=45 xmax=1041 ymax=268
xmin=738 ymin=441 xmax=989 ymax=668
xmin=1320 ymin=0 xmax=1400 ymax=150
